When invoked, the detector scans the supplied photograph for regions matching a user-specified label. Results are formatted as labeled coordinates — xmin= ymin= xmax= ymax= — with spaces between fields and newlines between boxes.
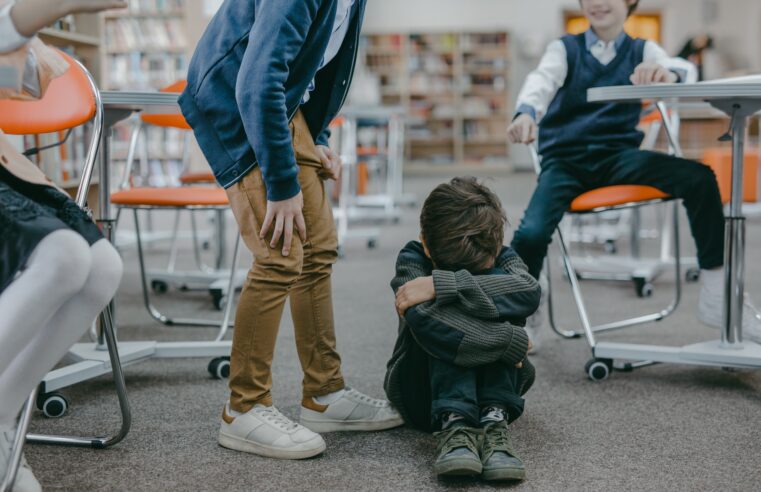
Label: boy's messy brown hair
xmin=420 ymin=177 xmax=506 ymax=273
xmin=628 ymin=0 xmax=640 ymax=15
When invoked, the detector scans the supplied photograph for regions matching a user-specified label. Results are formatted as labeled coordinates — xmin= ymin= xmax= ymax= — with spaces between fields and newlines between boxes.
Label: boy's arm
xmin=433 ymin=248 xmax=540 ymax=321
xmin=641 ymin=41 xmax=698 ymax=84
xmin=514 ymin=39 xmax=568 ymax=122
xmin=391 ymin=241 xmax=433 ymax=293
xmin=236 ymin=0 xmax=322 ymax=202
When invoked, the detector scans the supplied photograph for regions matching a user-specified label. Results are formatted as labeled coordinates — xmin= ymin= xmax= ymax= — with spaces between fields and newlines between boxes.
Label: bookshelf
xmin=361 ymin=31 xmax=511 ymax=171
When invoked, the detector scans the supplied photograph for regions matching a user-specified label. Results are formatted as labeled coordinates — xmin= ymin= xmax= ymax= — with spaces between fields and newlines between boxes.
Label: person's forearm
xmin=10 ymin=0 xmax=70 ymax=37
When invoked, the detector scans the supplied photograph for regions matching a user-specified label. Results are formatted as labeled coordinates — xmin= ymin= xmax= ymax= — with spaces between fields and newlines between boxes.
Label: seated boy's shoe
xmin=218 ymin=403 xmax=325 ymax=460
xmin=1 ymin=427 xmax=42 ymax=492
xmin=481 ymin=420 xmax=525 ymax=481
xmin=433 ymin=424 xmax=483 ymax=477
xmin=698 ymin=287 xmax=761 ymax=343
xmin=300 ymin=388 xmax=404 ymax=433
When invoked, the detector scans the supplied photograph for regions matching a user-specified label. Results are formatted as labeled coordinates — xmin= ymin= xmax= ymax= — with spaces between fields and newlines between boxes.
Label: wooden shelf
xmin=38 ymin=28 xmax=100 ymax=48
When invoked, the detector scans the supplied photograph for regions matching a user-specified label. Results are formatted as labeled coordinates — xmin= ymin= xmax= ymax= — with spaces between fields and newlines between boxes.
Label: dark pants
xmin=429 ymin=357 xmax=526 ymax=428
xmin=511 ymin=147 xmax=725 ymax=278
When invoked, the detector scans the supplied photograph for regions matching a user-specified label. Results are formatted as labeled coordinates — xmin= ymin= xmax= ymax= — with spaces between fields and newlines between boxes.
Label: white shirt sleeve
xmin=643 ymin=40 xmax=698 ymax=84
xmin=515 ymin=40 xmax=568 ymax=122
xmin=0 ymin=2 xmax=30 ymax=53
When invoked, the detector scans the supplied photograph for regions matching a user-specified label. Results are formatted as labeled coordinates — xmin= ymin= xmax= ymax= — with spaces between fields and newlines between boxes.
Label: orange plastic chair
xmin=0 ymin=51 xmax=132 ymax=463
xmin=701 ymin=147 xmax=759 ymax=204
xmin=112 ymin=80 xmax=238 ymax=329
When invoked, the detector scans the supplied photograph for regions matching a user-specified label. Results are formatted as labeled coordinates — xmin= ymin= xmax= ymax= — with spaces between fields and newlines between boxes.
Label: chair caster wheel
xmin=367 ymin=239 xmax=377 ymax=249
xmin=151 ymin=280 xmax=169 ymax=294
xmin=37 ymin=392 xmax=69 ymax=418
xmin=585 ymin=358 xmax=612 ymax=381
xmin=208 ymin=357 xmax=231 ymax=380
xmin=604 ymin=239 xmax=617 ymax=254
xmin=685 ymin=268 xmax=701 ymax=283
xmin=634 ymin=278 xmax=653 ymax=298
xmin=212 ymin=294 xmax=226 ymax=311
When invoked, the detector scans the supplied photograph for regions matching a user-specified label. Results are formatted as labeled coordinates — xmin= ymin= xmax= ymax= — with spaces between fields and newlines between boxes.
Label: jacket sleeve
xmin=390 ymin=241 xmax=432 ymax=293
xmin=235 ymin=0 xmax=322 ymax=202
xmin=315 ymin=127 xmax=331 ymax=147
xmin=432 ymin=248 xmax=540 ymax=321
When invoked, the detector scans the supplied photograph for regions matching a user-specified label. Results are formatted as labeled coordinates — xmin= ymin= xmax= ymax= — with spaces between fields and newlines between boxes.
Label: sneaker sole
xmin=218 ymin=431 xmax=325 ymax=460
xmin=300 ymin=415 xmax=404 ymax=433
xmin=483 ymin=466 xmax=526 ymax=481
xmin=434 ymin=458 xmax=483 ymax=477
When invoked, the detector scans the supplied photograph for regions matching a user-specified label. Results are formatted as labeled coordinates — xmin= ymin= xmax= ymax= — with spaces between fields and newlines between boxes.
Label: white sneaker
xmin=697 ymin=289 xmax=761 ymax=343
xmin=1 ymin=426 xmax=42 ymax=492
xmin=218 ymin=403 xmax=326 ymax=460
xmin=525 ymin=272 xmax=548 ymax=355
xmin=300 ymin=388 xmax=404 ymax=433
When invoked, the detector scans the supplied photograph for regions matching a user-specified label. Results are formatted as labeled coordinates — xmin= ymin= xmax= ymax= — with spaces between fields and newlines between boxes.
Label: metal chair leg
xmin=1 ymin=391 xmax=36 ymax=492
xmin=133 ymin=209 xmax=235 ymax=328
xmin=27 ymin=305 xmax=132 ymax=448
xmin=214 ymin=233 xmax=241 ymax=342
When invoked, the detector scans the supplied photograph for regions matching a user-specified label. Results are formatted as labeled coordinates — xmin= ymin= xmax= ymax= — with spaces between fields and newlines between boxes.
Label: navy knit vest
xmin=538 ymin=33 xmax=646 ymax=157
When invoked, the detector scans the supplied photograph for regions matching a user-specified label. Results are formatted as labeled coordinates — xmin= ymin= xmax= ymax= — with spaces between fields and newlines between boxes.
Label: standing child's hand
xmin=507 ymin=114 xmax=538 ymax=144
xmin=630 ymin=62 xmax=678 ymax=85
xmin=395 ymin=276 xmax=435 ymax=316
xmin=315 ymin=145 xmax=341 ymax=181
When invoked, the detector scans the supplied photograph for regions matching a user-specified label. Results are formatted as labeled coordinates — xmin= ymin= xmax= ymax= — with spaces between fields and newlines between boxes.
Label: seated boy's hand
xmin=507 ymin=114 xmax=537 ymax=144
xmin=396 ymin=276 xmax=435 ymax=316
xmin=630 ymin=62 xmax=678 ymax=85
xmin=515 ymin=339 xmax=533 ymax=368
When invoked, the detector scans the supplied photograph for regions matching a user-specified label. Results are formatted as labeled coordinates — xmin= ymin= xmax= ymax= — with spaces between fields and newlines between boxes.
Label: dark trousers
xmin=511 ymin=147 xmax=725 ymax=278
xmin=429 ymin=357 xmax=526 ymax=428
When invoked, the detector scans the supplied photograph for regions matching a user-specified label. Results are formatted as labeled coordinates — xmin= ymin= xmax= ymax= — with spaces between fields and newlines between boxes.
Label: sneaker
xmin=480 ymin=420 xmax=525 ymax=481
xmin=697 ymin=290 xmax=761 ymax=343
xmin=300 ymin=388 xmax=404 ymax=433
xmin=525 ymin=272 xmax=548 ymax=355
xmin=218 ymin=403 xmax=326 ymax=460
xmin=433 ymin=425 xmax=482 ymax=477
xmin=1 ymin=426 xmax=42 ymax=492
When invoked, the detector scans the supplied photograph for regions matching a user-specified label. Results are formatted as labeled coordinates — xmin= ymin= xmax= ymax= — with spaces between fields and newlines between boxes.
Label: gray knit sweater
xmin=384 ymin=241 xmax=540 ymax=431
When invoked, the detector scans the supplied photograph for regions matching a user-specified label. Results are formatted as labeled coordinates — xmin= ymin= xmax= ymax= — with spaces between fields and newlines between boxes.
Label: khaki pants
xmin=225 ymin=111 xmax=344 ymax=412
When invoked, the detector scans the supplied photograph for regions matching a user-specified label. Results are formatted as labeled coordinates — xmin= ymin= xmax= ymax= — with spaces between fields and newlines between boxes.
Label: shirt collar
xmin=584 ymin=29 xmax=628 ymax=52
xmin=333 ymin=0 xmax=355 ymax=32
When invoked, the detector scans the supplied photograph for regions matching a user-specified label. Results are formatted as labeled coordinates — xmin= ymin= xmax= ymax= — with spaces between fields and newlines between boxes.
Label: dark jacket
xmin=179 ymin=0 xmax=366 ymax=200
xmin=384 ymin=241 xmax=540 ymax=431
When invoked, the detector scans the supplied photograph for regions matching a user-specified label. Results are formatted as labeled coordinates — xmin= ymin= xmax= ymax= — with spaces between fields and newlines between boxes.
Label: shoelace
xmin=257 ymin=407 xmax=299 ymax=432
xmin=347 ymin=388 xmax=388 ymax=407
xmin=482 ymin=423 xmax=513 ymax=456
xmin=436 ymin=426 xmax=478 ymax=455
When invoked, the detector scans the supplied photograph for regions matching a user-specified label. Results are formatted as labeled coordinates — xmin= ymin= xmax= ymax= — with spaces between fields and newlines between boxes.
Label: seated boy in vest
xmin=508 ymin=0 xmax=761 ymax=344
xmin=385 ymin=177 xmax=540 ymax=481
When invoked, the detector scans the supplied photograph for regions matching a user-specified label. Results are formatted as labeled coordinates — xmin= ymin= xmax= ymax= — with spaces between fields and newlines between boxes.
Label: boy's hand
xmin=507 ymin=114 xmax=538 ymax=144
xmin=316 ymin=145 xmax=341 ymax=181
xmin=515 ymin=339 xmax=533 ymax=368
xmin=396 ymin=276 xmax=435 ymax=316
xmin=260 ymin=192 xmax=307 ymax=257
xmin=630 ymin=62 xmax=678 ymax=85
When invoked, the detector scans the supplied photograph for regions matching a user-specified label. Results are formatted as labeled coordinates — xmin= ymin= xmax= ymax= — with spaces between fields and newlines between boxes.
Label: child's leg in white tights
xmin=0 ymin=235 xmax=122 ymax=424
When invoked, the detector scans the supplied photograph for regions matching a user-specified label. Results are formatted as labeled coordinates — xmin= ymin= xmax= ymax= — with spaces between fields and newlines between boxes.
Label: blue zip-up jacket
xmin=178 ymin=0 xmax=366 ymax=201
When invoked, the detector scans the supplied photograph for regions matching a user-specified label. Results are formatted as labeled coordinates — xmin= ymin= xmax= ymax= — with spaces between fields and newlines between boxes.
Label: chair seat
xmin=111 ymin=187 xmax=229 ymax=207
xmin=179 ymin=172 xmax=217 ymax=184
xmin=570 ymin=185 xmax=670 ymax=213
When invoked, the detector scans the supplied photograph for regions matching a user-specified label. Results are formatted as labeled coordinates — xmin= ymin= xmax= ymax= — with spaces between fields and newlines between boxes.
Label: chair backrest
xmin=140 ymin=80 xmax=190 ymax=129
xmin=0 ymin=50 xmax=102 ymax=208
xmin=0 ymin=51 xmax=97 ymax=134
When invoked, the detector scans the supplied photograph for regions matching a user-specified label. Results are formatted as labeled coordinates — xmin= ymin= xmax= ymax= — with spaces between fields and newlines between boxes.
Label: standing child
xmin=507 ymin=0 xmax=761 ymax=342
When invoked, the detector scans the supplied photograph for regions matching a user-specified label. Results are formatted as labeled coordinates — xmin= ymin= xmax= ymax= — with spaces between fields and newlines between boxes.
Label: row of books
xmin=105 ymin=18 xmax=187 ymax=52
xmin=106 ymin=52 xmax=187 ymax=90
xmin=23 ymin=125 xmax=93 ymax=188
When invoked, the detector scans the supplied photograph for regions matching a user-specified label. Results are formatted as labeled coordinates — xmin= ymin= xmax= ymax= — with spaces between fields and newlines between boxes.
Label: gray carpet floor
xmin=24 ymin=173 xmax=761 ymax=491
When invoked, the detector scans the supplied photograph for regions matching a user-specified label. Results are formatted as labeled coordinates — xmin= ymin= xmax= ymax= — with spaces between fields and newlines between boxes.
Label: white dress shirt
xmin=516 ymin=30 xmax=698 ymax=122
xmin=302 ymin=0 xmax=355 ymax=104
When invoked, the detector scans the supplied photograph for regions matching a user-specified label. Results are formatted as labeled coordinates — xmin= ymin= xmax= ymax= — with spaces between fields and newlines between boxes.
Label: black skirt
xmin=0 ymin=165 xmax=103 ymax=294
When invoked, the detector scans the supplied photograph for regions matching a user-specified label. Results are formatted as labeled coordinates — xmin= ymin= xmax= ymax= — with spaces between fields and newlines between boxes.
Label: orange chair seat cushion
xmin=140 ymin=80 xmax=191 ymax=129
xmin=179 ymin=172 xmax=217 ymax=184
xmin=570 ymin=185 xmax=670 ymax=213
xmin=111 ymin=187 xmax=229 ymax=207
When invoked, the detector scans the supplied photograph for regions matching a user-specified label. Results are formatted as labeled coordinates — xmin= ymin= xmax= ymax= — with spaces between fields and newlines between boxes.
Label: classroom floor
xmin=26 ymin=173 xmax=761 ymax=491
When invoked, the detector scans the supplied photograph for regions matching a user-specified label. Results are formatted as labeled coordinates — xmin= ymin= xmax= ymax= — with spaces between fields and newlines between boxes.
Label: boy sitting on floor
xmin=508 ymin=0 xmax=761 ymax=344
xmin=385 ymin=177 xmax=540 ymax=481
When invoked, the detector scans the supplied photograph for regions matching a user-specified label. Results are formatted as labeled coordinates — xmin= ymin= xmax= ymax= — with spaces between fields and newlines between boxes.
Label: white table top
xmin=101 ymin=90 xmax=180 ymax=113
xmin=589 ymin=82 xmax=761 ymax=104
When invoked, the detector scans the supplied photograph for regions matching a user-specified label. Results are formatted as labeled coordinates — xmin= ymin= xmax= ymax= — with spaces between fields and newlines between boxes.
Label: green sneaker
xmin=433 ymin=425 xmax=483 ymax=477
xmin=480 ymin=420 xmax=526 ymax=481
